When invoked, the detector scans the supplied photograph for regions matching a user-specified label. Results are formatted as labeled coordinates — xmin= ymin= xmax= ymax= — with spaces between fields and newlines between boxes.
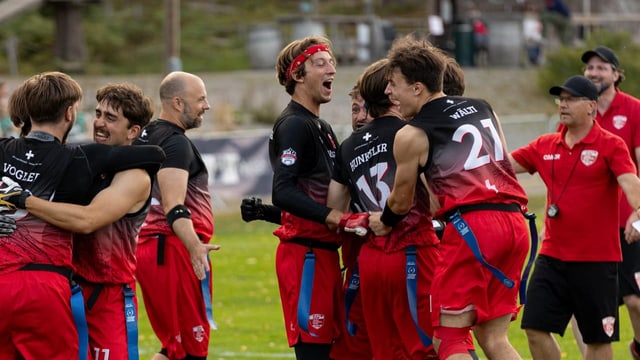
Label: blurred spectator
xmin=0 ymin=81 xmax=17 ymax=138
xmin=541 ymin=0 xmax=572 ymax=46
xmin=469 ymin=7 xmax=489 ymax=67
xmin=523 ymin=5 xmax=543 ymax=65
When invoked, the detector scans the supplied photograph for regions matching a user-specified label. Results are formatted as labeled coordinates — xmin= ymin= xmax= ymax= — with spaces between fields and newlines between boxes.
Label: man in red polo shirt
xmin=580 ymin=46 xmax=640 ymax=359
xmin=511 ymin=75 xmax=640 ymax=360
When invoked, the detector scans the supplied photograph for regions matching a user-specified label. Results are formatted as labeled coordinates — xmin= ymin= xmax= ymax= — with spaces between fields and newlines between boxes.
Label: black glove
xmin=241 ymin=197 xmax=265 ymax=222
xmin=0 ymin=177 xmax=31 ymax=210
xmin=0 ymin=215 xmax=16 ymax=236
xmin=240 ymin=197 xmax=281 ymax=225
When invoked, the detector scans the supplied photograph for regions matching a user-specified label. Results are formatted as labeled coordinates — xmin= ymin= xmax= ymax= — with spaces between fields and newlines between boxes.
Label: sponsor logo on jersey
xmin=602 ymin=316 xmax=615 ymax=337
xmin=193 ymin=325 xmax=206 ymax=342
xmin=280 ymin=148 xmax=297 ymax=166
xmin=449 ymin=106 xmax=478 ymax=120
xmin=309 ymin=313 xmax=325 ymax=330
xmin=580 ymin=149 xmax=598 ymax=166
xmin=613 ymin=115 xmax=627 ymax=130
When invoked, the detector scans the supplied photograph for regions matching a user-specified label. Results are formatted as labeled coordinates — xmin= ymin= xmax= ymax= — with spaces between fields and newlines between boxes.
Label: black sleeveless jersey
xmin=408 ymin=96 xmax=527 ymax=216
xmin=334 ymin=116 xmax=438 ymax=252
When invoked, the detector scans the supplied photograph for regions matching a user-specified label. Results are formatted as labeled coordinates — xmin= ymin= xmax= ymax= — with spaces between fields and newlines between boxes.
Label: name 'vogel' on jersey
xmin=349 ymin=142 xmax=388 ymax=172
xmin=3 ymin=163 xmax=40 ymax=182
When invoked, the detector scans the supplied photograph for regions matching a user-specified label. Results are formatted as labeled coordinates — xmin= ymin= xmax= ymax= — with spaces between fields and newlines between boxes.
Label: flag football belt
xmin=290 ymin=238 xmax=340 ymax=251
xmin=80 ymin=281 xmax=139 ymax=360
xmin=446 ymin=203 xmax=538 ymax=304
xmin=20 ymin=264 xmax=89 ymax=360
xmin=295 ymin=240 xmax=338 ymax=337
xmin=405 ymin=245 xmax=433 ymax=347
xmin=344 ymin=262 xmax=360 ymax=336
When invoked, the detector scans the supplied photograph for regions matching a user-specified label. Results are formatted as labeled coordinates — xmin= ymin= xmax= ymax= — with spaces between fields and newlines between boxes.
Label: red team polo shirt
xmin=512 ymin=122 xmax=636 ymax=261
xmin=595 ymin=90 xmax=640 ymax=227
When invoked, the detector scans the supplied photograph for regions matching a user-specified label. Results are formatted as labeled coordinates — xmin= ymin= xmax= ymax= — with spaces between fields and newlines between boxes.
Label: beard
xmin=61 ymin=116 xmax=76 ymax=144
xmin=597 ymin=81 xmax=612 ymax=95
xmin=181 ymin=102 xmax=201 ymax=130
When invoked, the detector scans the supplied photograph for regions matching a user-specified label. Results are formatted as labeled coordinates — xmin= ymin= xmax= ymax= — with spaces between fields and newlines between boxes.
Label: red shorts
xmin=136 ymin=234 xmax=211 ymax=359
xmin=330 ymin=258 xmax=372 ymax=360
xmin=0 ymin=270 xmax=78 ymax=359
xmin=276 ymin=241 xmax=343 ymax=346
xmin=359 ymin=243 xmax=439 ymax=359
xmin=80 ymin=281 xmax=138 ymax=360
xmin=432 ymin=210 xmax=529 ymax=325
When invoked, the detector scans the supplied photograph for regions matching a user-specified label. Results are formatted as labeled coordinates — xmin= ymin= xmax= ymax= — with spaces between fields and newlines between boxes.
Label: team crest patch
xmin=602 ymin=316 xmax=615 ymax=337
xmin=580 ymin=149 xmax=598 ymax=166
xmin=613 ymin=115 xmax=627 ymax=130
xmin=309 ymin=313 xmax=325 ymax=330
xmin=280 ymin=148 xmax=297 ymax=166
xmin=192 ymin=325 xmax=205 ymax=342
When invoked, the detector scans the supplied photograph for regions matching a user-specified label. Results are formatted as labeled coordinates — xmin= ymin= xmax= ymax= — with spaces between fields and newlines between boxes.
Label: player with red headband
xmin=269 ymin=36 xmax=367 ymax=360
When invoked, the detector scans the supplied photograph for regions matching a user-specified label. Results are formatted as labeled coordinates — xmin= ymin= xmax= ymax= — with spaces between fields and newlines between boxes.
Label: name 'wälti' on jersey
xmin=449 ymin=106 xmax=479 ymax=120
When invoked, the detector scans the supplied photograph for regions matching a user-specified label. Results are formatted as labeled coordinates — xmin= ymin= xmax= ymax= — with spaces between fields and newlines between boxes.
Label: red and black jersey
xmin=269 ymin=101 xmax=339 ymax=243
xmin=0 ymin=133 xmax=164 ymax=274
xmin=409 ymin=96 xmax=528 ymax=217
xmin=134 ymin=120 xmax=214 ymax=242
xmin=73 ymin=201 xmax=149 ymax=284
xmin=334 ymin=116 xmax=438 ymax=252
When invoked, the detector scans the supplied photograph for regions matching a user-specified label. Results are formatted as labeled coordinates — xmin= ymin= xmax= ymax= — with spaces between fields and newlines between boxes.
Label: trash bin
xmin=454 ymin=23 xmax=475 ymax=67
xmin=247 ymin=24 xmax=282 ymax=69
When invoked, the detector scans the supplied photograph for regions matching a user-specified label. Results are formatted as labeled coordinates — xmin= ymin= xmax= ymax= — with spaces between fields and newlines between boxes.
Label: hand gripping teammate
xmin=0 ymin=72 xmax=164 ymax=360
xmin=369 ymin=36 xmax=530 ymax=359
xmin=3 ymin=83 xmax=162 ymax=360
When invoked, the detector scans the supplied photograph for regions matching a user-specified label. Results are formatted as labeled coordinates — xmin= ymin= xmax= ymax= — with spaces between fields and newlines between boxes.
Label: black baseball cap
xmin=581 ymin=46 xmax=620 ymax=68
xmin=549 ymin=75 xmax=598 ymax=101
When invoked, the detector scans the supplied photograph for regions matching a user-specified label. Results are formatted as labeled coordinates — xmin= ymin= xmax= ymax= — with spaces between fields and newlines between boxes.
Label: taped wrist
xmin=166 ymin=204 xmax=191 ymax=229
xmin=380 ymin=201 xmax=407 ymax=227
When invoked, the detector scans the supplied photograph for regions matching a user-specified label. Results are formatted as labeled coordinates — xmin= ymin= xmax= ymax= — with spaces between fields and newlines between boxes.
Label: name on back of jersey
xmin=349 ymin=143 xmax=388 ymax=172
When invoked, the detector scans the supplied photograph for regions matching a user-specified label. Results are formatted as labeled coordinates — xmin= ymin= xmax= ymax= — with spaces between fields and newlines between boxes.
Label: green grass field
xmin=135 ymin=201 xmax=635 ymax=359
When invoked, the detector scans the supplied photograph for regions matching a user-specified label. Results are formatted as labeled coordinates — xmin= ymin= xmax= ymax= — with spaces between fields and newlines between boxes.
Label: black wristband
xmin=16 ymin=191 xmax=31 ymax=209
xmin=166 ymin=204 xmax=191 ymax=229
xmin=380 ymin=201 xmax=407 ymax=227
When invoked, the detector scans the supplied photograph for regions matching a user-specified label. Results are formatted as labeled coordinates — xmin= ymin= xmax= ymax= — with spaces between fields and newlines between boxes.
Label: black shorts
xmin=619 ymin=228 xmax=640 ymax=300
xmin=521 ymin=255 xmax=619 ymax=344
